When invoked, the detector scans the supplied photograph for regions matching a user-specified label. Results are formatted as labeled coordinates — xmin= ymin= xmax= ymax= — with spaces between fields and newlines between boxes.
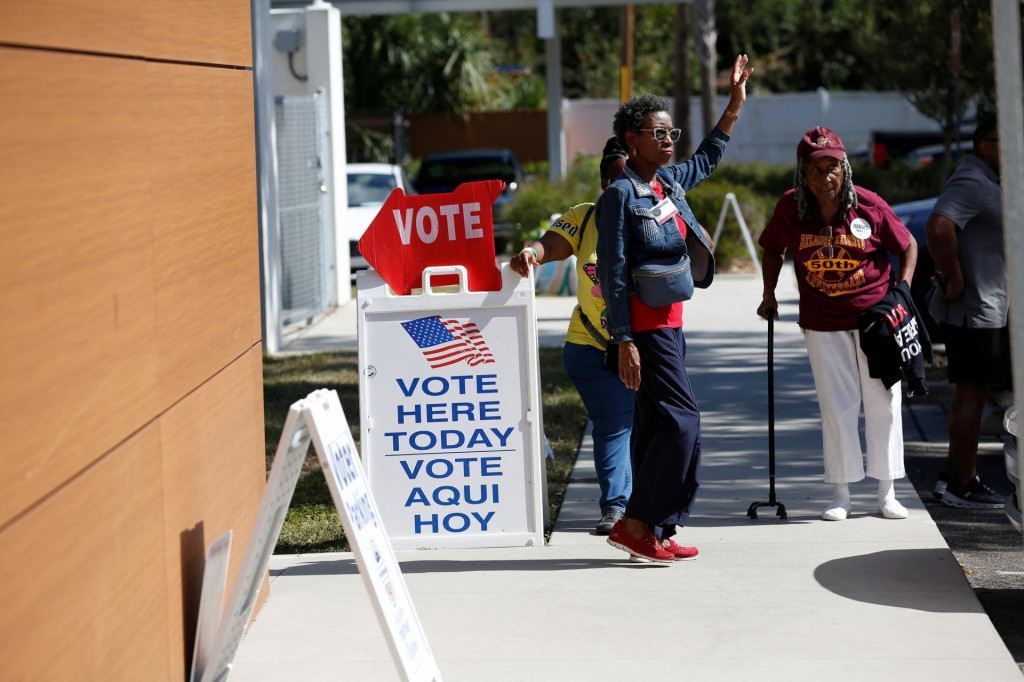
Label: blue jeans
xmin=563 ymin=341 xmax=634 ymax=514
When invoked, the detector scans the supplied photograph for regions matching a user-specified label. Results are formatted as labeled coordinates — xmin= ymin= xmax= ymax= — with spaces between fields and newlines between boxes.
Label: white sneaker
xmin=821 ymin=502 xmax=851 ymax=521
xmin=878 ymin=499 xmax=909 ymax=519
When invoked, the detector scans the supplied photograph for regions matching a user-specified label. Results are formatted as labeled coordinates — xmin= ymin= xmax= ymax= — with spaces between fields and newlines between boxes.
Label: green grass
xmin=263 ymin=347 xmax=585 ymax=553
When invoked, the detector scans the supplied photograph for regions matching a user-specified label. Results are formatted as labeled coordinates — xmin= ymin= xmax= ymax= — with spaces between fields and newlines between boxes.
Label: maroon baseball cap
xmin=798 ymin=126 xmax=846 ymax=162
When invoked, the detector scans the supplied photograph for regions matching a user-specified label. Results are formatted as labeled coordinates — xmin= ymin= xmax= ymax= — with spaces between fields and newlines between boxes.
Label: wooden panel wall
xmin=0 ymin=1 xmax=251 ymax=67
xmin=161 ymin=348 xmax=266 ymax=682
xmin=0 ymin=425 xmax=169 ymax=681
xmin=0 ymin=3 xmax=264 ymax=680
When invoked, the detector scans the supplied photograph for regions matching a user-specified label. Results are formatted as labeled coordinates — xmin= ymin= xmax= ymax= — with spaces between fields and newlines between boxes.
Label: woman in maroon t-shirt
xmin=757 ymin=126 xmax=917 ymax=522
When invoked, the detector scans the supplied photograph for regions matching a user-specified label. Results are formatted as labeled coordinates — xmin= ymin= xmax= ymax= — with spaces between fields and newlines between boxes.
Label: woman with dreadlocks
xmin=757 ymin=127 xmax=918 ymax=522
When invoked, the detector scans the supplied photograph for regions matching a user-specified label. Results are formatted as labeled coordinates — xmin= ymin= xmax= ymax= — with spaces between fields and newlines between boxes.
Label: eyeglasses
xmin=819 ymin=226 xmax=834 ymax=259
xmin=638 ymin=128 xmax=682 ymax=142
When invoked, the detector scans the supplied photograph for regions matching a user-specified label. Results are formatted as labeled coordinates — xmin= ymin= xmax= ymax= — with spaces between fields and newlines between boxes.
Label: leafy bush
xmin=346 ymin=123 xmax=395 ymax=164
xmin=684 ymin=176 xmax=778 ymax=272
xmin=849 ymin=161 xmax=945 ymax=205
xmin=498 ymin=155 xmax=945 ymax=269
xmin=500 ymin=156 xmax=788 ymax=270
xmin=499 ymin=153 xmax=603 ymax=249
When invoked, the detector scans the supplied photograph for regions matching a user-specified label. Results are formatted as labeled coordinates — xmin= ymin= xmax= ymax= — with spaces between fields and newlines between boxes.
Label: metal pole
xmin=673 ymin=3 xmax=692 ymax=160
xmin=991 ymin=0 xmax=1024 ymax=545
xmin=767 ymin=313 xmax=776 ymax=505
xmin=253 ymin=0 xmax=283 ymax=354
xmin=541 ymin=1 xmax=565 ymax=181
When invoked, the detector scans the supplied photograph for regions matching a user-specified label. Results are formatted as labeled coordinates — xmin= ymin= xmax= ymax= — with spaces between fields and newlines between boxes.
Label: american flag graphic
xmin=401 ymin=315 xmax=495 ymax=368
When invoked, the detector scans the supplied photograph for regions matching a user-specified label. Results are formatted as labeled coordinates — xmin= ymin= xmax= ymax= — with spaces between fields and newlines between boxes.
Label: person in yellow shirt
xmin=510 ymin=137 xmax=631 ymax=535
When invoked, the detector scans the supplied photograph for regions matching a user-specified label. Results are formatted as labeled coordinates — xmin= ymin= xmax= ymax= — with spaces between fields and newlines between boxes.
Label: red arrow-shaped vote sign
xmin=357 ymin=179 xmax=505 ymax=295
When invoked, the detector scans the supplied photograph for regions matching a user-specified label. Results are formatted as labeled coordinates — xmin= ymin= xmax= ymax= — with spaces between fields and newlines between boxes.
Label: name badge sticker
xmin=850 ymin=218 xmax=872 ymax=239
xmin=651 ymin=197 xmax=679 ymax=225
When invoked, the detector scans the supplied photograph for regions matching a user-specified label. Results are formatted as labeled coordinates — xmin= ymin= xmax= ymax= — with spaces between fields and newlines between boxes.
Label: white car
xmin=346 ymin=163 xmax=415 ymax=275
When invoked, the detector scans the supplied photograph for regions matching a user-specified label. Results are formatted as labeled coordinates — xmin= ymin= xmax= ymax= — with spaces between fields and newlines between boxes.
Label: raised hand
xmin=731 ymin=53 xmax=753 ymax=102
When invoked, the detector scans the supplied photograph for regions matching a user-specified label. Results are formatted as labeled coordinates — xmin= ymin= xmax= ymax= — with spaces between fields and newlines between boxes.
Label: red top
xmin=629 ymin=181 xmax=686 ymax=332
xmin=758 ymin=186 xmax=912 ymax=331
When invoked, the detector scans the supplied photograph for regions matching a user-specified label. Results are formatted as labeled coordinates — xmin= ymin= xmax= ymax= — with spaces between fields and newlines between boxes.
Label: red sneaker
xmin=662 ymin=538 xmax=698 ymax=561
xmin=606 ymin=520 xmax=675 ymax=563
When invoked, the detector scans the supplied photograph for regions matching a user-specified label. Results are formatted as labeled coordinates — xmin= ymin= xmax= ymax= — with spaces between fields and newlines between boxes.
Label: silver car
xmin=346 ymin=163 xmax=415 ymax=276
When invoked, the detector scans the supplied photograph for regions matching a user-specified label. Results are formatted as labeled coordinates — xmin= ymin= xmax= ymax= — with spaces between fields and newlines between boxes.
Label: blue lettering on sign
xmin=414 ymin=515 xmax=439 ymax=533
xmin=388 ymin=373 xmax=514 ymax=538
xmin=328 ymin=440 xmax=359 ymax=489
xmin=478 ymin=401 xmax=500 ymax=420
xmin=405 ymin=488 xmax=429 ymax=506
xmin=403 ymin=484 xmax=501 ymax=507
xmin=427 ymin=459 xmax=453 ymax=477
xmin=346 ymin=493 xmax=376 ymax=531
xmin=396 ymin=374 xmax=498 ymax=397
xmin=398 ymin=457 xmax=504 ymax=479
xmin=397 ymin=401 xmax=503 ymax=424
xmin=413 ymin=512 xmax=495 ymax=534
xmin=410 ymin=431 xmax=436 ymax=450
xmin=383 ymin=427 xmax=514 ymax=451
xmin=481 ymin=457 xmax=501 ymax=476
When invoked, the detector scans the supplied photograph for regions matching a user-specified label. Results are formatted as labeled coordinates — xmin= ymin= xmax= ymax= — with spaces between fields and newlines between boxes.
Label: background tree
xmin=868 ymin=1 xmax=996 ymax=137
xmin=715 ymin=0 xmax=880 ymax=92
xmin=343 ymin=12 xmax=493 ymax=115
xmin=694 ymin=0 xmax=717 ymax=132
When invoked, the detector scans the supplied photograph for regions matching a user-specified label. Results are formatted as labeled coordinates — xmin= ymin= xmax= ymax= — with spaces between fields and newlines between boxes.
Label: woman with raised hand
xmin=595 ymin=54 xmax=753 ymax=563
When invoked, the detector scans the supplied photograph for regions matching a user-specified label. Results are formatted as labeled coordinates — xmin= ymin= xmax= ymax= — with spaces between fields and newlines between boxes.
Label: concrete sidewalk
xmin=233 ymin=268 xmax=1021 ymax=681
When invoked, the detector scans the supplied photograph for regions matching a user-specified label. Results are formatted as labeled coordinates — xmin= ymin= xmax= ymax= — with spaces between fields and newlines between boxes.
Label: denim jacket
xmin=595 ymin=127 xmax=729 ymax=342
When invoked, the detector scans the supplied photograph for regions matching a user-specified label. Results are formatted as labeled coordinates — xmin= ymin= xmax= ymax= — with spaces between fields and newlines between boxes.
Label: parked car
xmin=414 ymin=148 xmax=528 ymax=253
xmin=890 ymin=196 xmax=942 ymax=342
xmin=903 ymin=140 xmax=974 ymax=167
xmin=346 ymin=163 xmax=416 ymax=275
xmin=869 ymin=119 xmax=975 ymax=167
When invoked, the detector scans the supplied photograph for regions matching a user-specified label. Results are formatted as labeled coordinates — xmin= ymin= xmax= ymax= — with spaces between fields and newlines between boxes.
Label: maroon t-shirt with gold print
xmin=759 ymin=186 xmax=912 ymax=331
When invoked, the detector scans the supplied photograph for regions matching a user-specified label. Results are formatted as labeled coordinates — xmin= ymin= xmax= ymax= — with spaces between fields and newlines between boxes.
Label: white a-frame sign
xmin=191 ymin=389 xmax=442 ymax=682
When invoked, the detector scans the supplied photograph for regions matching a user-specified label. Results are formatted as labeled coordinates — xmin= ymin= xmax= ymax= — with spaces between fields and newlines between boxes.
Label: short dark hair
xmin=973 ymin=112 xmax=998 ymax=147
xmin=599 ymin=136 xmax=627 ymax=181
xmin=613 ymin=94 xmax=671 ymax=150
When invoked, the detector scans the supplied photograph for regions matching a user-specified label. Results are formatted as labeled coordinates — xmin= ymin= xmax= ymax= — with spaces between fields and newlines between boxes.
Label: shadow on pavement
xmin=273 ymin=556 xmax=673 ymax=577
xmin=813 ymin=548 xmax=980 ymax=613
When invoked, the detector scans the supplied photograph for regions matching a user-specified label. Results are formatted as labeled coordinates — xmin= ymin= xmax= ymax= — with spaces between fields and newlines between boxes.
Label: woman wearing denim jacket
xmin=596 ymin=54 xmax=752 ymax=563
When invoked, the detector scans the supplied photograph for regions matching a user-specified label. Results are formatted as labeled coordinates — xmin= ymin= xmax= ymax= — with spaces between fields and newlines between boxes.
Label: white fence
xmin=565 ymin=90 xmax=940 ymax=166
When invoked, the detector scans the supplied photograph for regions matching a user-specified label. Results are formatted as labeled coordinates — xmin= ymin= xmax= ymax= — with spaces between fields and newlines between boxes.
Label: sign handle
xmin=421 ymin=265 xmax=469 ymax=294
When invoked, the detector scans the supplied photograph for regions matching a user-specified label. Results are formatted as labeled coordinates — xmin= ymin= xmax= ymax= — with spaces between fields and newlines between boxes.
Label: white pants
xmin=804 ymin=329 xmax=905 ymax=483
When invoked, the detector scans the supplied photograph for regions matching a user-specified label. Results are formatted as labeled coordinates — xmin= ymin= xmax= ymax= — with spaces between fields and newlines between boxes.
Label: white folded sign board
xmin=193 ymin=390 xmax=441 ymax=682
xmin=357 ymin=265 xmax=546 ymax=549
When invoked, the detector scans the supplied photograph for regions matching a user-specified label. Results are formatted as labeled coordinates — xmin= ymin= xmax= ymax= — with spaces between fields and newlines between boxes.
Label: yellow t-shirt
xmin=547 ymin=203 xmax=610 ymax=350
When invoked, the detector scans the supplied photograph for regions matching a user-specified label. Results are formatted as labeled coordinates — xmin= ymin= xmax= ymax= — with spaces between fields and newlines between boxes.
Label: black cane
xmin=748 ymin=309 xmax=787 ymax=520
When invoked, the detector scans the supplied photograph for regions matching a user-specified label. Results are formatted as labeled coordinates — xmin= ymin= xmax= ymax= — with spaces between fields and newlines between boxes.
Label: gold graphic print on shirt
xmin=582 ymin=263 xmax=608 ymax=327
xmin=798 ymin=232 xmax=867 ymax=297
